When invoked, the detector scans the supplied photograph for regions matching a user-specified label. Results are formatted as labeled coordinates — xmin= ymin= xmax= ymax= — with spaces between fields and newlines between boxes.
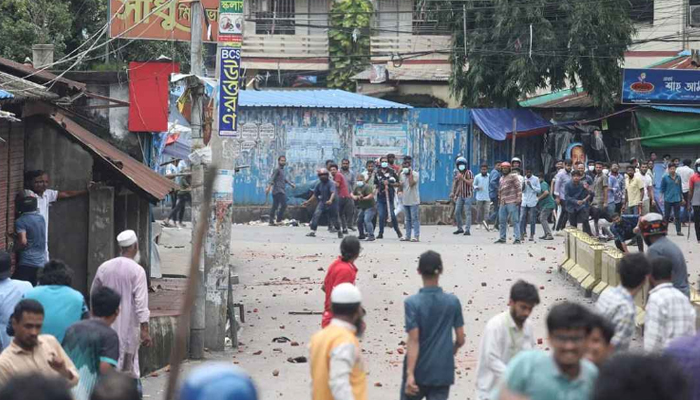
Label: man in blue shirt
xmin=14 ymin=196 xmax=46 ymax=286
xmin=487 ymin=162 xmax=502 ymax=229
xmin=565 ymin=171 xmax=592 ymax=235
xmin=303 ymin=169 xmax=342 ymax=239
xmin=24 ymin=260 xmax=88 ymax=343
xmin=520 ymin=168 xmax=541 ymax=241
xmin=660 ymin=163 xmax=684 ymax=236
xmin=0 ymin=251 xmax=32 ymax=349
xmin=494 ymin=302 xmax=598 ymax=400
xmin=474 ymin=164 xmax=492 ymax=231
xmin=403 ymin=251 xmax=465 ymax=400
xmin=610 ymin=213 xmax=643 ymax=253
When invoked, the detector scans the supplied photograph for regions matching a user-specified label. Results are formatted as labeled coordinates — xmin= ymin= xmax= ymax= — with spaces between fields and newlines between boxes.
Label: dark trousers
xmin=168 ymin=192 xmax=191 ymax=223
xmin=338 ymin=197 xmax=355 ymax=231
xmin=555 ymin=206 xmax=569 ymax=231
xmin=615 ymin=235 xmax=644 ymax=253
xmin=13 ymin=265 xmax=39 ymax=286
xmin=488 ymin=196 xmax=499 ymax=225
xmin=694 ymin=206 xmax=700 ymax=242
xmin=568 ymin=208 xmax=592 ymax=235
xmin=663 ymin=201 xmax=682 ymax=234
xmin=310 ymin=201 xmax=340 ymax=231
xmin=269 ymin=193 xmax=287 ymax=223
xmin=377 ymin=195 xmax=402 ymax=237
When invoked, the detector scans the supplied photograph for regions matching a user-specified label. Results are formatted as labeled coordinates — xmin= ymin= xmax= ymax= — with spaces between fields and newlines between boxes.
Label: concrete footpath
xmin=142 ymin=224 xmax=700 ymax=400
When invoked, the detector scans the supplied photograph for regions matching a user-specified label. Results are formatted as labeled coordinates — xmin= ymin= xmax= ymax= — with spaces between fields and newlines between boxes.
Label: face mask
xmin=603 ymin=169 xmax=609 ymax=175
xmin=402 ymin=168 xmax=409 ymax=175
xmin=697 ymin=167 xmax=700 ymax=173
xmin=381 ymin=162 xmax=388 ymax=168
xmin=134 ymin=251 xmax=141 ymax=264
xmin=588 ymin=165 xmax=595 ymax=171
xmin=458 ymin=165 xmax=466 ymax=171
xmin=356 ymin=181 xmax=365 ymax=187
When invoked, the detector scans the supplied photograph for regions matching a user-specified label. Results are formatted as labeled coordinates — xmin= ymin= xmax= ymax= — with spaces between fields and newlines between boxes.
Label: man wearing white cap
xmin=310 ymin=283 xmax=366 ymax=400
xmin=91 ymin=230 xmax=151 ymax=392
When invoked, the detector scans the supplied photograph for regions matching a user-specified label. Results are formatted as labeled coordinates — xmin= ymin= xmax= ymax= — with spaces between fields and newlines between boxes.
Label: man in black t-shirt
xmin=62 ymin=287 xmax=121 ymax=400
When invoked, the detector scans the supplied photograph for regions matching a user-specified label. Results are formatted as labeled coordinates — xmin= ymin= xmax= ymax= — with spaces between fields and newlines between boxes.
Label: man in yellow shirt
xmin=310 ymin=283 xmax=366 ymax=400
xmin=624 ymin=165 xmax=645 ymax=215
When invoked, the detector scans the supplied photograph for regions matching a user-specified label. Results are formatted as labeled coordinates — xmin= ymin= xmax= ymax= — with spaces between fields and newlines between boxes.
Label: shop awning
xmin=470 ymin=108 xmax=552 ymax=141
xmin=636 ymin=108 xmax=700 ymax=147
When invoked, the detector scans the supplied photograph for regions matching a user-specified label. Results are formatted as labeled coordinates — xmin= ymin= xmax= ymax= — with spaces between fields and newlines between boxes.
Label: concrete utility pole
xmin=189 ymin=0 xmax=206 ymax=360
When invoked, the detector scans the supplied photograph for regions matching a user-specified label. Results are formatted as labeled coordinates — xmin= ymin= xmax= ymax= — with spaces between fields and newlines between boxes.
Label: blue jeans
xmin=499 ymin=203 xmax=521 ymax=240
xmin=455 ymin=197 xmax=473 ymax=232
xmin=519 ymin=205 xmax=537 ymax=238
xmin=606 ymin=203 xmax=616 ymax=217
xmin=357 ymin=206 xmax=376 ymax=238
xmin=404 ymin=205 xmax=420 ymax=239
xmin=664 ymin=201 xmax=682 ymax=234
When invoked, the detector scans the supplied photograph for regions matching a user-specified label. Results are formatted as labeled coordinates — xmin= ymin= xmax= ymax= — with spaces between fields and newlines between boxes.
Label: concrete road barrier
xmin=568 ymin=232 xmax=592 ymax=284
xmin=559 ymin=228 xmax=578 ymax=272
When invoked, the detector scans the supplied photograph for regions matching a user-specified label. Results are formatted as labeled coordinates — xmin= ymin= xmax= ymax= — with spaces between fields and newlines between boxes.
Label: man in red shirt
xmin=330 ymin=164 xmax=353 ymax=234
xmin=321 ymin=236 xmax=361 ymax=327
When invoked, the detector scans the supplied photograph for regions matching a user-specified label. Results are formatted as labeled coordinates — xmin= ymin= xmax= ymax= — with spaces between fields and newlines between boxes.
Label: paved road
xmin=143 ymin=223 xmax=700 ymax=400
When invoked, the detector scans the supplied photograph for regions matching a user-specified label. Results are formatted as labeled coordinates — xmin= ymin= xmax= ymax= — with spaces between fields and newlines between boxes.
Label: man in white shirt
xmin=22 ymin=171 xmax=88 ymax=260
xmin=475 ymin=280 xmax=540 ymax=400
xmin=677 ymin=159 xmax=695 ymax=223
xmin=638 ymin=163 xmax=655 ymax=215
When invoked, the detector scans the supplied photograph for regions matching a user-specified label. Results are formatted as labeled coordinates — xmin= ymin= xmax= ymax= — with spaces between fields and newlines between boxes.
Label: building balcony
xmin=370 ymin=35 xmax=451 ymax=66
xmin=241 ymin=34 xmax=329 ymax=71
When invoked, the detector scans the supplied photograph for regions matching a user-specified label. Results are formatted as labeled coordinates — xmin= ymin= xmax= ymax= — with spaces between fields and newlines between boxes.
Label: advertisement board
xmin=218 ymin=47 xmax=242 ymax=137
xmin=353 ymin=123 xmax=409 ymax=157
xmin=622 ymin=68 xmax=700 ymax=105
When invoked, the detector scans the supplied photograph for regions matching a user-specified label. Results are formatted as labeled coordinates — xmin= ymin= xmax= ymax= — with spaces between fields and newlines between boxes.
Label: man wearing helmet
xmin=641 ymin=213 xmax=690 ymax=297
xmin=451 ymin=156 xmax=474 ymax=236
xmin=178 ymin=363 xmax=258 ymax=400
xmin=303 ymin=169 xmax=343 ymax=239
xmin=687 ymin=158 xmax=700 ymax=242
xmin=511 ymin=158 xmax=524 ymax=185
xmin=310 ymin=283 xmax=366 ymax=400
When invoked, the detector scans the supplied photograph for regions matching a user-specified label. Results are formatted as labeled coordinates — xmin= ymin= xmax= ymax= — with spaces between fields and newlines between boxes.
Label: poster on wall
xmin=218 ymin=46 xmax=242 ymax=137
xmin=353 ymin=123 xmax=409 ymax=157
xmin=286 ymin=127 xmax=340 ymax=163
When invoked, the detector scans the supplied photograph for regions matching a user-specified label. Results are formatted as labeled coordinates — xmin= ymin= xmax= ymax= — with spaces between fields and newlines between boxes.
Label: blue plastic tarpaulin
xmin=470 ymin=108 xmax=552 ymax=141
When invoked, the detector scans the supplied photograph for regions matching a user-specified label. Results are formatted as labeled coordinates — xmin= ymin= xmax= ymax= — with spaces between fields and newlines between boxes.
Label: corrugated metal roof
xmin=0 ymin=57 xmax=86 ymax=92
xmin=49 ymin=112 xmax=177 ymax=202
xmin=0 ymin=71 xmax=58 ymax=103
xmin=649 ymin=105 xmax=700 ymax=114
xmin=0 ymin=89 xmax=12 ymax=99
xmin=239 ymin=89 xmax=412 ymax=109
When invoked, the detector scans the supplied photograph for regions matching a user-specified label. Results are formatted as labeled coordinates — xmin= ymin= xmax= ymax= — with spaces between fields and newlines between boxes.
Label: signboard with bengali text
xmin=353 ymin=123 xmax=409 ymax=157
xmin=622 ymin=68 xmax=700 ymax=105
xmin=109 ymin=0 xmax=222 ymax=42
xmin=218 ymin=47 xmax=242 ymax=137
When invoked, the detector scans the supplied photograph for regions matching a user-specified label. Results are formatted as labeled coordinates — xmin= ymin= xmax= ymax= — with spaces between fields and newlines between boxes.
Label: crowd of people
xmin=311 ymin=237 xmax=700 ymax=400
xmin=264 ymin=151 xmax=700 ymax=251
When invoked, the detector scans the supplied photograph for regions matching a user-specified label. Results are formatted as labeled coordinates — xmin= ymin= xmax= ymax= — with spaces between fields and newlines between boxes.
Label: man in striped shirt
xmin=644 ymin=256 xmax=696 ymax=352
xmin=451 ymin=157 xmax=474 ymax=236
xmin=496 ymin=162 xmax=523 ymax=244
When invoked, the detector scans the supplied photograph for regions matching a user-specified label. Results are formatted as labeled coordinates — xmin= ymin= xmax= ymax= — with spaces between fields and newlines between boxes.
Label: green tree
xmin=327 ymin=0 xmax=372 ymax=91
xmin=431 ymin=0 xmax=635 ymax=110
xmin=0 ymin=0 xmax=72 ymax=62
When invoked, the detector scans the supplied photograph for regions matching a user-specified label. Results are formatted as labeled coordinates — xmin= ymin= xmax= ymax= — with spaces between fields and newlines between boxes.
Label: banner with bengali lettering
xmin=622 ymin=68 xmax=700 ymax=105
xmin=218 ymin=47 xmax=241 ymax=137
xmin=218 ymin=0 xmax=244 ymax=43
xmin=109 ymin=0 xmax=222 ymax=42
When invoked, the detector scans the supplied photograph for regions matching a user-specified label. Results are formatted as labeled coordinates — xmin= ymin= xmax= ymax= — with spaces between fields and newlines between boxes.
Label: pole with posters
xmin=201 ymin=0 xmax=244 ymax=350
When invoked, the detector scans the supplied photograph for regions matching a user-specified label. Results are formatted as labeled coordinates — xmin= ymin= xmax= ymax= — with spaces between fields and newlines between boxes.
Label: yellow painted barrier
xmin=592 ymin=247 xmax=621 ymax=297
xmin=580 ymin=243 xmax=604 ymax=295
xmin=560 ymin=227 xmax=578 ymax=272
xmin=691 ymin=288 xmax=700 ymax=330
xmin=569 ymin=232 xmax=592 ymax=283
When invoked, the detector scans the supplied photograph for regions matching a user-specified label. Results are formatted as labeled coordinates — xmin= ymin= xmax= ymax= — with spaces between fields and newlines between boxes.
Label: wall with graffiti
xmin=231 ymin=107 xmax=473 ymax=204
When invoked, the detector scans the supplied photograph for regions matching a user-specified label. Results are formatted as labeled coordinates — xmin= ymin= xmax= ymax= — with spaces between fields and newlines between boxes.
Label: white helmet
xmin=695 ymin=158 xmax=700 ymax=166
xmin=511 ymin=157 xmax=522 ymax=164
